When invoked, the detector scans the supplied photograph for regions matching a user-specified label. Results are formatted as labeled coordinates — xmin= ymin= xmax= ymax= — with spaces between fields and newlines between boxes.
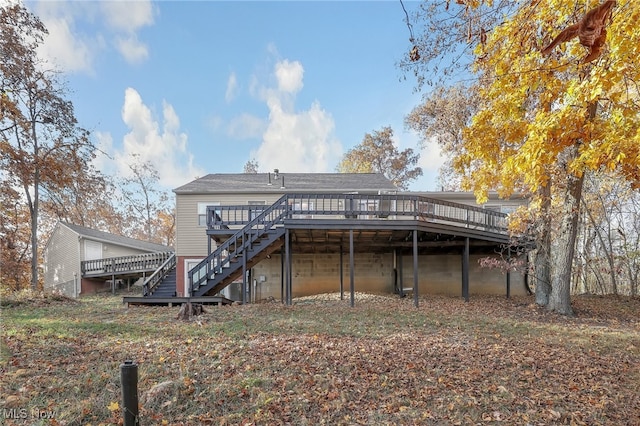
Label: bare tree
xmin=118 ymin=156 xmax=174 ymax=246
xmin=1 ymin=4 xmax=97 ymax=289
xmin=243 ymin=159 xmax=259 ymax=174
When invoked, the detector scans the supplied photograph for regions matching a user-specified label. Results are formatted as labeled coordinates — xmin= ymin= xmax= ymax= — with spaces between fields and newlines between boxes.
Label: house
xmin=43 ymin=222 xmax=172 ymax=298
xmin=163 ymin=172 xmax=529 ymax=305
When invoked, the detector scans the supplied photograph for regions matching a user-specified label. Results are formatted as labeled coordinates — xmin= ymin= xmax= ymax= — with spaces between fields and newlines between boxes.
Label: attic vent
xmin=273 ymin=168 xmax=279 ymax=179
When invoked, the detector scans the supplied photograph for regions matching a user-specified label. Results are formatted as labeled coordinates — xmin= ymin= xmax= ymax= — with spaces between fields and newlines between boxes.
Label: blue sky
xmin=25 ymin=0 xmax=444 ymax=191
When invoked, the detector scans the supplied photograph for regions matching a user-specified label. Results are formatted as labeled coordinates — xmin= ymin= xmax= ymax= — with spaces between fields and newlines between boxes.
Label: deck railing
xmin=207 ymin=193 xmax=509 ymax=233
xmin=81 ymin=251 xmax=174 ymax=277
xmin=142 ymin=252 xmax=177 ymax=296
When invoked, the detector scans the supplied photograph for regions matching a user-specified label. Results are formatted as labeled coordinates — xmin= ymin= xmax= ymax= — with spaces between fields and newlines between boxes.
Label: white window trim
xmin=184 ymin=258 xmax=203 ymax=296
xmin=197 ymin=202 xmax=220 ymax=227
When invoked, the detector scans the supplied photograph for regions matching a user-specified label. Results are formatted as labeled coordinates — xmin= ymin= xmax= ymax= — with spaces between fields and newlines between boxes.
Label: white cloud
xmin=251 ymin=59 xmax=342 ymax=173
xmin=227 ymin=113 xmax=266 ymax=140
xmin=225 ymin=72 xmax=238 ymax=103
xmin=31 ymin=0 xmax=154 ymax=71
xmin=407 ymin=136 xmax=447 ymax=191
xmin=100 ymin=0 xmax=155 ymax=32
xmin=275 ymin=60 xmax=304 ymax=94
xmin=103 ymin=87 xmax=205 ymax=189
xmin=116 ymin=34 xmax=149 ymax=64
xmin=417 ymin=136 xmax=446 ymax=172
xmin=33 ymin=2 xmax=97 ymax=73
xmin=101 ymin=0 xmax=154 ymax=65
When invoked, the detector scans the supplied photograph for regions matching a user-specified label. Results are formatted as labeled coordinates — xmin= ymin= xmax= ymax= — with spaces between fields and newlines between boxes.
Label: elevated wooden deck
xmin=82 ymin=251 xmax=173 ymax=279
xmin=187 ymin=193 xmax=527 ymax=306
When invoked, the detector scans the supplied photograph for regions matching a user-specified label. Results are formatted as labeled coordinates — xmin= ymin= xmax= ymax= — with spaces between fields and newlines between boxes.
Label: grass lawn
xmin=1 ymin=292 xmax=639 ymax=425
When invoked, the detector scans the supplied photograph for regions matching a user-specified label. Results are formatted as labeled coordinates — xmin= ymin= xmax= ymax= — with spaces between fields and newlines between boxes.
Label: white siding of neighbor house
xmin=176 ymin=193 xmax=283 ymax=256
xmin=80 ymin=238 xmax=151 ymax=261
xmin=84 ymin=241 xmax=151 ymax=260
xmin=44 ymin=224 xmax=81 ymax=296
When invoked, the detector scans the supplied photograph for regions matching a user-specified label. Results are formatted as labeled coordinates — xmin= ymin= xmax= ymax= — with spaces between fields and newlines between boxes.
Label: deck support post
xmin=207 ymin=238 xmax=212 ymax=279
xmin=349 ymin=229 xmax=355 ymax=307
xmin=393 ymin=249 xmax=397 ymax=294
xmin=398 ymin=251 xmax=404 ymax=297
xmin=462 ymin=237 xmax=470 ymax=302
xmin=242 ymin=249 xmax=247 ymax=304
xmin=413 ymin=229 xmax=419 ymax=308
xmin=339 ymin=246 xmax=344 ymax=300
xmin=280 ymin=249 xmax=285 ymax=303
xmin=112 ymin=258 xmax=116 ymax=295
xmin=285 ymin=229 xmax=292 ymax=305
xmin=506 ymin=246 xmax=511 ymax=299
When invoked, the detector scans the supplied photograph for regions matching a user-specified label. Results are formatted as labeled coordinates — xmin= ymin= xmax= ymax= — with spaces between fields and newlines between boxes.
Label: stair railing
xmin=189 ymin=194 xmax=291 ymax=294
xmin=142 ymin=252 xmax=177 ymax=296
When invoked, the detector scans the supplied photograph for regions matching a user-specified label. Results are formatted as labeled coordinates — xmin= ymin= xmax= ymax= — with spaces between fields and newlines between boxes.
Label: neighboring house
xmin=43 ymin=222 xmax=172 ymax=298
xmin=171 ymin=172 xmax=529 ymax=302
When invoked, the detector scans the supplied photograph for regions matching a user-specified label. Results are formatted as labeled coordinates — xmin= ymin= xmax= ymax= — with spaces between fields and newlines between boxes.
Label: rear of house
xmin=173 ymin=172 xmax=529 ymax=301
xmin=43 ymin=222 xmax=172 ymax=297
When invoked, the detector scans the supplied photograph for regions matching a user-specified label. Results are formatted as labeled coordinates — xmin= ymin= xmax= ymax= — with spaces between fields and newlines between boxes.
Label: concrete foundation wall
xmin=249 ymin=252 xmax=526 ymax=301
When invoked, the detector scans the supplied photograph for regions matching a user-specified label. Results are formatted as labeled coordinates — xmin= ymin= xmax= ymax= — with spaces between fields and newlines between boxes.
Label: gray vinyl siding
xmin=44 ymin=223 xmax=81 ymax=293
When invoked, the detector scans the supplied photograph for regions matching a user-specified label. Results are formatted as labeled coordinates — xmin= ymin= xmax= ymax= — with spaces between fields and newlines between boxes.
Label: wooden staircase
xmin=190 ymin=195 xmax=291 ymax=297
xmin=146 ymin=268 xmax=177 ymax=298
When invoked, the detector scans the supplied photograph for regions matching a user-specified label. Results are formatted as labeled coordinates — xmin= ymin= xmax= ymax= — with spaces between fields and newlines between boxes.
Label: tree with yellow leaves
xmin=404 ymin=1 xmax=639 ymax=314
xmin=456 ymin=1 xmax=639 ymax=314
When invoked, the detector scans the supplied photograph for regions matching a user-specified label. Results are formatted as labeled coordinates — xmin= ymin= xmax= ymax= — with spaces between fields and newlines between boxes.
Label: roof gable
xmin=61 ymin=222 xmax=172 ymax=253
xmin=173 ymin=173 xmax=398 ymax=194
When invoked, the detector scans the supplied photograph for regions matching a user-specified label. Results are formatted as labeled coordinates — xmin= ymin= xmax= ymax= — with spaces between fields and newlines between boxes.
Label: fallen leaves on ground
xmin=1 ymin=293 xmax=639 ymax=425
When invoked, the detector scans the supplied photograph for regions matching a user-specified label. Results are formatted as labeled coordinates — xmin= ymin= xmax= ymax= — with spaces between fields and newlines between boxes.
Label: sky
xmin=22 ymin=0 xmax=445 ymax=192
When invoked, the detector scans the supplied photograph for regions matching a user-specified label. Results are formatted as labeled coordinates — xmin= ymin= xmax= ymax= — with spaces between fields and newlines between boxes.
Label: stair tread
xmin=194 ymin=227 xmax=285 ymax=296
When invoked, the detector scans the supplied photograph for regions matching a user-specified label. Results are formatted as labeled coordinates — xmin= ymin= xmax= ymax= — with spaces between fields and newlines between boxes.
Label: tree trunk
xmin=30 ymin=122 xmax=40 ymax=291
xmin=176 ymin=302 xmax=207 ymax=320
xmin=535 ymin=183 xmax=552 ymax=306
xmin=30 ymin=184 xmax=38 ymax=290
xmin=548 ymin=144 xmax=586 ymax=315
xmin=548 ymin=102 xmax=597 ymax=315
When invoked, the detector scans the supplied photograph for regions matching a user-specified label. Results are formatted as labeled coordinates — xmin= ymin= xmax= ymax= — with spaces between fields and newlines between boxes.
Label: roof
xmin=173 ymin=173 xmax=398 ymax=194
xmin=61 ymin=222 xmax=173 ymax=253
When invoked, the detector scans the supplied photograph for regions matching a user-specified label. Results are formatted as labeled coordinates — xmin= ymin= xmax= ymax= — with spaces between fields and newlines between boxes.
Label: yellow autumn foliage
xmin=457 ymin=0 xmax=640 ymax=199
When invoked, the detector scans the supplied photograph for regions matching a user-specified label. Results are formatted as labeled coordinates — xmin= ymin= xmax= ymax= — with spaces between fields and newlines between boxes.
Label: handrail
xmin=81 ymin=251 xmax=174 ymax=277
xmin=208 ymin=193 xmax=509 ymax=232
xmin=142 ymin=252 xmax=177 ymax=296
xmin=189 ymin=194 xmax=291 ymax=294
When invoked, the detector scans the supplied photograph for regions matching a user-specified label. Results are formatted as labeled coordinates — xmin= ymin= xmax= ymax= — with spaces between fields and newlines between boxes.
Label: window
xmin=198 ymin=202 xmax=220 ymax=227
